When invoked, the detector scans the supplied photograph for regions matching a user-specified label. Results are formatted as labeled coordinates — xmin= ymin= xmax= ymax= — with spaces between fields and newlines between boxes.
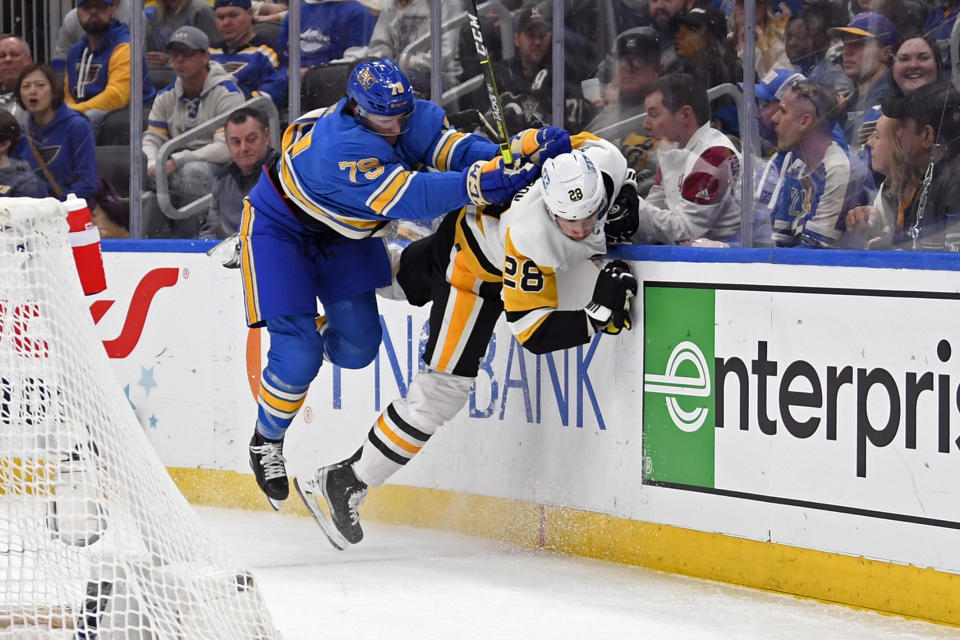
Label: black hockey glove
xmin=585 ymin=260 xmax=637 ymax=335
xmin=605 ymin=175 xmax=640 ymax=246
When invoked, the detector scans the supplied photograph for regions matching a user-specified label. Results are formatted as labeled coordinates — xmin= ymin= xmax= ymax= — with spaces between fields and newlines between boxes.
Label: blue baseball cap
xmin=754 ymin=69 xmax=806 ymax=102
xmin=77 ymin=0 xmax=115 ymax=5
xmin=828 ymin=11 xmax=899 ymax=47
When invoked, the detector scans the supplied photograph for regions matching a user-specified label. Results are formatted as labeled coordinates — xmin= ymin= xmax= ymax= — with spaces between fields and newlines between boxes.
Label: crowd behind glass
xmin=4 ymin=0 xmax=960 ymax=251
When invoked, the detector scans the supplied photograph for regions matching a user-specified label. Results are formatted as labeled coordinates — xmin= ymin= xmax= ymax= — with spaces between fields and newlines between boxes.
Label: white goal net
xmin=0 ymin=198 xmax=280 ymax=639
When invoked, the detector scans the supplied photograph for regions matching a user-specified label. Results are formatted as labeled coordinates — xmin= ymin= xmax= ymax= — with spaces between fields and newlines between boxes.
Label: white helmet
xmin=539 ymin=150 xmax=606 ymax=220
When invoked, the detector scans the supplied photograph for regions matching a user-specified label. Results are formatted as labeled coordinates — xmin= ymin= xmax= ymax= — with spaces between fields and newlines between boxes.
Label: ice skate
xmin=293 ymin=462 xmax=367 ymax=550
xmin=248 ymin=432 xmax=288 ymax=510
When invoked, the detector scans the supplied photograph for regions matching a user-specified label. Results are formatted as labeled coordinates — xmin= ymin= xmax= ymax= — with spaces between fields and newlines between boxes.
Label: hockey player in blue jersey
xmin=241 ymin=58 xmax=565 ymax=508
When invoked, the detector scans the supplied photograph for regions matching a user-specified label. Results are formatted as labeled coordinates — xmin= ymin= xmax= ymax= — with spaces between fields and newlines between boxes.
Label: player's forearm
xmin=382 ymin=171 xmax=470 ymax=221
xmin=507 ymin=309 xmax=592 ymax=355
xmin=452 ymin=135 xmax=500 ymax=170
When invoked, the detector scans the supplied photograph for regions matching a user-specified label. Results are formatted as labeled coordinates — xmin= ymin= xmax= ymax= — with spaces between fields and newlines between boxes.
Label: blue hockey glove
xmin=461 ymin=156 xmax=539 ymax=206
xmin=509 ymin=127 xmax=572 ymax=166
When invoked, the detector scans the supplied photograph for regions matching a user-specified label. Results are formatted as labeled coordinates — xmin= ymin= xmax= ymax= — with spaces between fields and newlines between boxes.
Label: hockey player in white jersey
xmin=294 ymin=133 xmax=641 ymax=549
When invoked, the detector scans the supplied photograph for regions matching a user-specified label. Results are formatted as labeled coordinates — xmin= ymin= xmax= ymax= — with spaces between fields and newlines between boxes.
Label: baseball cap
xmin=827 ymin=11 xmax=898 ymax=47
xmin=514 ymin=7 xmax=550 ymax=34
xmin=672 ymin=6 xmax=729 ymax=44
xmin=213 ymin=0 xmax=252 ymax=9
xmin=751 ymin=69 xmax=806 ymax=102
xmin=616 ymin=27 xmax=660 ymax=62
xmin=77 ymin=0 xmax=116 ymax=5
xmin=164 ymin=25 xmax=210 ymax=52
xmin=882 ymin=80 xmax=960 ymax=133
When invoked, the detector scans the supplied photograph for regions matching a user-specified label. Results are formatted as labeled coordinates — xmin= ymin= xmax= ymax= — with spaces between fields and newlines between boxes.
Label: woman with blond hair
xmin=844 ymin=107 xmax=930 ymax=249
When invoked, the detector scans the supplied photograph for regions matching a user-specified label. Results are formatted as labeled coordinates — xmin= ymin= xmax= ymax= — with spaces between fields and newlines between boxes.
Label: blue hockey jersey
xmin=769 ymin=142 xmax=873 ymax=248
xmin=266 ymin=97 xmax=498 ymax=238
xmin=209 ymin=33 xmax=287 ymax=106
xmin=278 ymin=1 xmax=375 ymax=67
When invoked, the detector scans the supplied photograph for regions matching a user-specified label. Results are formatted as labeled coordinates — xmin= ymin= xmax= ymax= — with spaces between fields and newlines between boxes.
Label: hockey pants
xmin=256 ymin=291 xmax=382 ymax=440
xmin=354 ymin=236 xmax=504 ymax=486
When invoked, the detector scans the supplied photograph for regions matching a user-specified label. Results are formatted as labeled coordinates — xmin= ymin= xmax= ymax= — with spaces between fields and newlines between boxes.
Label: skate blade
xmin=249 ymin=459 xmax=286 ymax=511
xmin=293 ymin=476 xmax=349 ymax=551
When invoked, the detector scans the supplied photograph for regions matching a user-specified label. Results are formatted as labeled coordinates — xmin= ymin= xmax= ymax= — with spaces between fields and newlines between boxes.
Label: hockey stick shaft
xmin=465 ymin=0 xmax=514 ymax=168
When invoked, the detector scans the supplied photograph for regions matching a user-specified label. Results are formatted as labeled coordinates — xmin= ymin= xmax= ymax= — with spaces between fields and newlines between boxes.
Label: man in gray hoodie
xmin=143 ymin=25 xmax=245 ymax=236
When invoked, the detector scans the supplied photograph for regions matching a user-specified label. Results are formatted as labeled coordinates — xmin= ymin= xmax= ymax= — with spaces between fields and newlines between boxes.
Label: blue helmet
xmin=347 ymin=58 xmax=414 ymax=117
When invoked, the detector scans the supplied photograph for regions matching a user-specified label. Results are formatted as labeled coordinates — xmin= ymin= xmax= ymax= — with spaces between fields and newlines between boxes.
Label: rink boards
xmin=95 ymin=240 xmax=960 ymax=626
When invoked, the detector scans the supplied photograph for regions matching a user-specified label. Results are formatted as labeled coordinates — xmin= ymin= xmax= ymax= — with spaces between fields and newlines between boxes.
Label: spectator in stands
xmin=768 ymin=78 xmax=873 ymax=247
xmin=338 ymin=0 xmax=464 ymax=91
xmin=923 ymin=0 xmax=958 ymax=75
xmin=146 ymin=0 xmax=218 ymax=68
xmin=13 ymin=64 xmax=98 ymax=203
xmin=828 ymin=11 xmax=897 ymax=146
xmin=851 ymin=83 xmax=960 ymax=250
xmin=647 ymin=0 xmax=695 ymax=73
xmin=747 ymin=70 xmax=854 ymax=246
xmin=589 ymin=28 xmax=661 ymax=133
xmin=52 ymin=0 xmax=133 ymax=71
xmin=852 ymin=32 xmax=945 ymax=153
xmin=490 ymin=7 xmax=595 ymax=132
xmin=491 ymin=7 xmax=551 ymax=129
xmin=672 ymin=6 xmax=740 ymax=89
xmin=209 ymin=0 xmax=287 ymax=106
xmin=730 ymin=0 xmax=790 ymax=78
xmin=278 ymin=0 xmax=375 ymax=78
xmin=199 ymin=106 xmax=277 ymax=239
xmin=0 ymin=109 xmax=46 ymax=197
xmin=66 ymin=0 xmax=156 ymax=129
xmin=143 ymin=26 xmax=245 ymax=237
xmin=783 ymin=12 xmax=852 ymax=97
xmin=631 ymin=73 xmax=741 ymax=244
xmin=0 ymin=35 xmax=32 ymax=125
xmin=587 ymin=27 xmax=662 ymax=196
xmin=751 ymin=69 xmax=805 ymax=157
xmin=890 ymin=33 xmax=943 ymax=99
xmin=844 ymin=113 xmax=915 ymax=248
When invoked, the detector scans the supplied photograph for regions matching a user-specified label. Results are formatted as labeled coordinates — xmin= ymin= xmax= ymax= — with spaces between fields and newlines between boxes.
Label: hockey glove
xmin=509 ymin=127 xmax=572 ymax=166
xmin=604 ymin=179 xmax=640 ymax=246
xmin=585 ymin=260 xmax=637 ymax=335
xmin=461 ymin=156 xmax=539 ymax=206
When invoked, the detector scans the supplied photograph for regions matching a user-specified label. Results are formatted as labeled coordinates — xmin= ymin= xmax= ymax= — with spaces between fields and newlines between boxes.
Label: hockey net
xmin=0 ymin=198 xmax=280 ymax=639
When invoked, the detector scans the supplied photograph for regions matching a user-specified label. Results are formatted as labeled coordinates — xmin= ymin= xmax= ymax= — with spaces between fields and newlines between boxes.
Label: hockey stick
xmin=464 ymin=0 xmax=514 ymax=167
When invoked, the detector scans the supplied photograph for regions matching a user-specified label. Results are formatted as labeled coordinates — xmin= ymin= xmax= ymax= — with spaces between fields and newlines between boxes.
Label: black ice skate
xmin=248 ymin=432 xmax=289 ymax=510
xmin=293 ymin=461 xmax=367 ymax=550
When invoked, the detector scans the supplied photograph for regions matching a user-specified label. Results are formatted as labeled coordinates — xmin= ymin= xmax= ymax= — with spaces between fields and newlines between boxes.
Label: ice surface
xmin=197 ymin=507 xmax=960 ymax=640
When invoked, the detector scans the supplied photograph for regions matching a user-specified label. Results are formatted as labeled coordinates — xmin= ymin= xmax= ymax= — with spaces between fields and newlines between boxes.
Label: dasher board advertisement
xmin=642 ymin=281 xmax=960 ymax=531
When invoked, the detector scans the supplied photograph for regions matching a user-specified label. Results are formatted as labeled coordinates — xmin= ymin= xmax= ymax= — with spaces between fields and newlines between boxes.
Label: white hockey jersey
xmin=451 ymin=133 xmax=628 ymax=350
